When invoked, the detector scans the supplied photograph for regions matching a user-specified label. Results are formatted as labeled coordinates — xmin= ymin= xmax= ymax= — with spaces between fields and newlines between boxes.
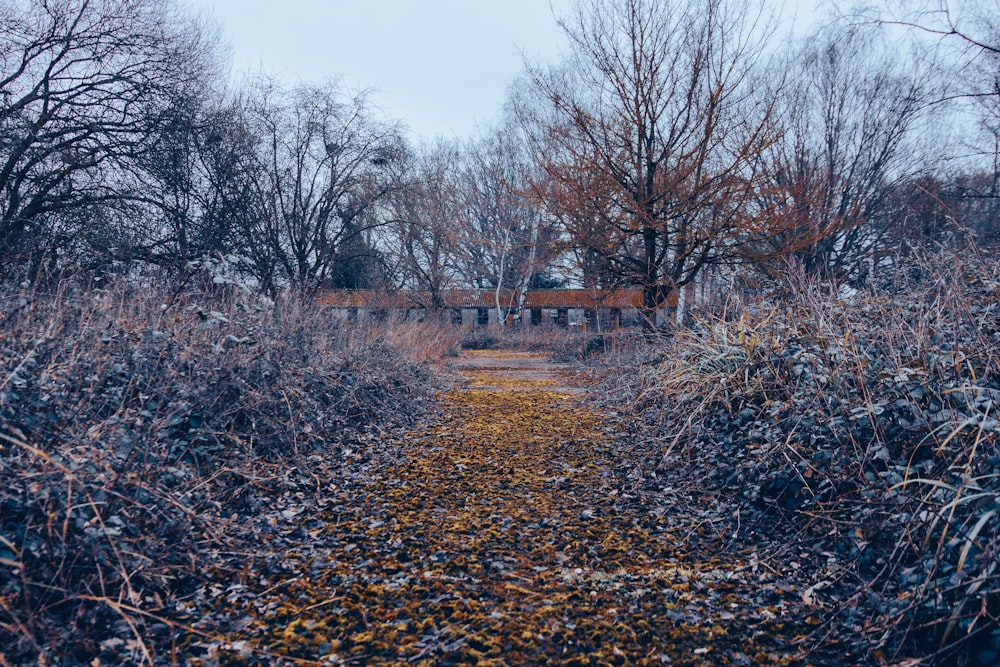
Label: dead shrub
xmin=0 ymin=276 xmax=448 ymax=665
xmin=596 ymin=250 xmax=1000 ymax=665
xmin=457 ymin=323 xmax=638 ymax=360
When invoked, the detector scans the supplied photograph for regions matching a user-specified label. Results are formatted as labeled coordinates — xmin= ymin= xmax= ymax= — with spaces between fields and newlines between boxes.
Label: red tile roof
xmin=523 ymin=289 xmax=645 ymax=309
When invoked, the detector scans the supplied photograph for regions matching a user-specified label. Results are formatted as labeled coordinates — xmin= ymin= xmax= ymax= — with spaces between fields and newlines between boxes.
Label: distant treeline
xmin=1 ymin=0 xmax=997 ymax=317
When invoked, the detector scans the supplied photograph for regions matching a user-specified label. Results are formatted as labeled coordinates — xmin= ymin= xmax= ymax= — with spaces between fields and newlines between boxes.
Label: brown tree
xmin=516 ymin=0 xmax=783 ymax=325
xmin=758 ymin=27 xmax=928 ymax=282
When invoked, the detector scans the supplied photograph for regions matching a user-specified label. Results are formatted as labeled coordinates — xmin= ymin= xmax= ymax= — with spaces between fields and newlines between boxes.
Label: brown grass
xmin=593 ymin=250 xmax=1000 ymax=665
xmin=0 ymin=276 xmax=456 ymax=665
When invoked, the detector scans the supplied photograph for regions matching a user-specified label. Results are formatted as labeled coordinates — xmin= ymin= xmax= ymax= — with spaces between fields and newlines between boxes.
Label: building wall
xmin=322 ymin=300 xmax=646 ymax=330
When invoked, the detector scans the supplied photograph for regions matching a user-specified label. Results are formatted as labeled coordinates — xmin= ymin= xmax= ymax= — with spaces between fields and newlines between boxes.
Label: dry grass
xmin=0 ymin=276 xmax=456 ymax=665
xmin=458 ymin=322 xmax=641 ymax=362
xmin=594 ymin=251 xmax=1000 ymax=665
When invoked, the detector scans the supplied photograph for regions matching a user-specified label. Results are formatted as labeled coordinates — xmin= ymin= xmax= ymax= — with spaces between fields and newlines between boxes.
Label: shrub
xmin=0 ymin=276 xmax=450 ymax=665
xmin=597 ymin=252 xmax=1000 ymax=664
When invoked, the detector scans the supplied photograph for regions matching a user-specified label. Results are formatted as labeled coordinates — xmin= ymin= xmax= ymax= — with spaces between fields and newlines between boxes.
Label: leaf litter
xmin=185 ymin=351 xmax=816 ymax=666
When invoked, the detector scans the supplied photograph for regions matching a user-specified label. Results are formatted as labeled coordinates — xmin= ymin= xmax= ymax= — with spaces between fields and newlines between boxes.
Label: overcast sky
xmin=186 ymin=1 xmax=824 ymax=142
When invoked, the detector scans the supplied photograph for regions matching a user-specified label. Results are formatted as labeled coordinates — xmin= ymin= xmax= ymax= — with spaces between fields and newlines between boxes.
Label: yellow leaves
xmin=279 ymin=618 xmax=305 ymax=641
xmin=504 ymin=582 xmax=539 ymax=597
xmin=349 ymin=630 xmax=375 ymax=644
xmin=191 ymin=351 xmax=808 ymax=665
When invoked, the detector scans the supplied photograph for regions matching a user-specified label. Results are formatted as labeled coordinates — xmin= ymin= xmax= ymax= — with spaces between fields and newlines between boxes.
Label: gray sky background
xmin=186 ymin=1 xmax=824 ymax=142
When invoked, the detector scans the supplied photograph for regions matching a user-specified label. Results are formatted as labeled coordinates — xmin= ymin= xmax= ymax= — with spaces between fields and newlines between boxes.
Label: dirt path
xmin=192 ymin=351 xmax=807 ymax=665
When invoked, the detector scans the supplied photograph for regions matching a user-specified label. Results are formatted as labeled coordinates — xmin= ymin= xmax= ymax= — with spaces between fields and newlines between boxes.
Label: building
xmin=316 ymin=288 xmax=679 ymax=330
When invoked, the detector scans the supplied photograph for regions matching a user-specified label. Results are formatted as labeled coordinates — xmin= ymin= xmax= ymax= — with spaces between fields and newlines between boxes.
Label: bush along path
xmin=184 ymin=351 xmax=819 ymax=666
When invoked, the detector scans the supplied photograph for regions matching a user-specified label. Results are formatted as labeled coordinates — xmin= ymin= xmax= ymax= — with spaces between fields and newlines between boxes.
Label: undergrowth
xmin=0 ymin=275 xmax=457 ymax=665
xmin=597 ymin=252 xmax=1000 ymax=665
xmin=460 ymin=323 xmax=636 ymax=362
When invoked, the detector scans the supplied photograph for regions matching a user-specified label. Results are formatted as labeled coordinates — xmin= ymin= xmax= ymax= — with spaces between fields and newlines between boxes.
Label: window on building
xmin=477 ymin=308 xmax=489 ymax=325
xmin=530 ymin=308 xmax=542 ymax=326
xmin=556 ymin=308 xmax=569 ymax=327
xmin=451 ymin=308 xmax=462 ymax=325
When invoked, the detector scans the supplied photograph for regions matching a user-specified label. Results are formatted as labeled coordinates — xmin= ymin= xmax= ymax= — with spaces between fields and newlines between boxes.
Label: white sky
xmin=186 ymin=1 xmax=825 ymax=142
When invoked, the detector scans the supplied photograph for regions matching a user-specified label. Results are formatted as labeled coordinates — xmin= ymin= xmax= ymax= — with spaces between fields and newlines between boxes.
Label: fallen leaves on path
xmin=186 ymin=352 xmax=814 ymax=666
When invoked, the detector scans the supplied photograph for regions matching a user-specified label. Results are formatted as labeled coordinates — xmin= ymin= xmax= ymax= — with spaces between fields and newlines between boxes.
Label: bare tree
xmin=858 ymin=2 xmax=1000 ymax=245
xmin=458 ymin=124 xmax=553 ymax=324
xmin=389 ymin=138 xmax=464 ymax=310
xmin=759 ymin=27 xmax=928 ymax=282
xmin=121 ymin=84 xmax=246 ymax=270
xmin=516 ymin=0 xmax=784 ymax=325
xmin=870 ymin=2 xmax=999 ymax=57
xmin=0 ymin=0 xmax=214 ymax=278
xmin=234 ymin=79 xmax=406 ymax=293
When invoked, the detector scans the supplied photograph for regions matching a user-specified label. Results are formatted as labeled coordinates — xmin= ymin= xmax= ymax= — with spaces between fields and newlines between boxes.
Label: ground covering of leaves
xmin=184 ymin=351 xmax=820 ymax=666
